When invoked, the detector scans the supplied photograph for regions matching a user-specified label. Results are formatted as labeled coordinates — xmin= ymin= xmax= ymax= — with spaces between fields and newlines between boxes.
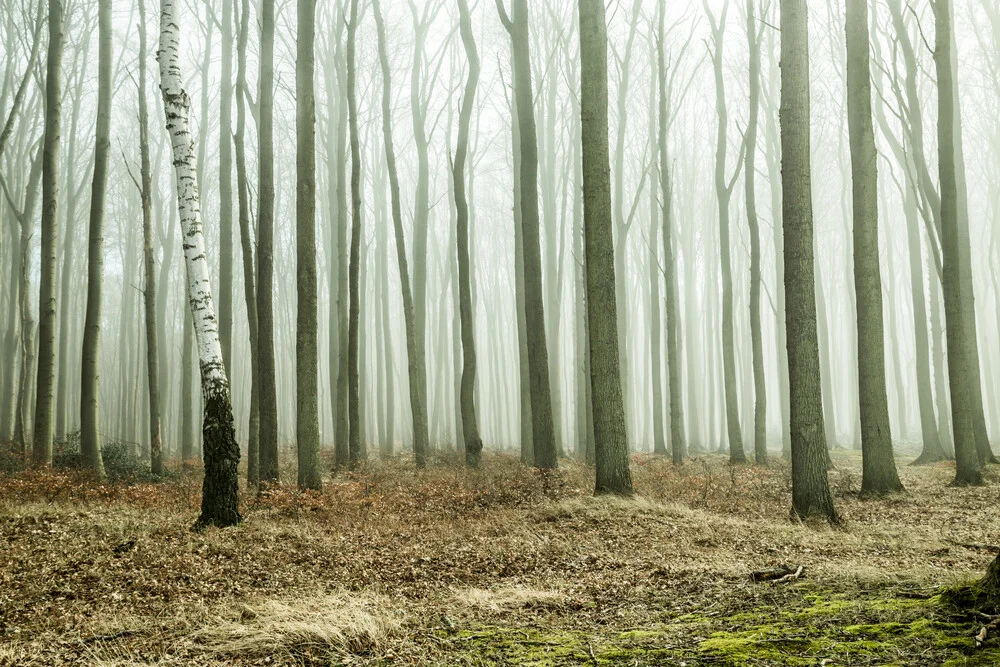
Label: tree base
xmin=944 ymin=555 xmax=1000 ymax=614
xmin=194 ymin=391 xmax=242 ymax=530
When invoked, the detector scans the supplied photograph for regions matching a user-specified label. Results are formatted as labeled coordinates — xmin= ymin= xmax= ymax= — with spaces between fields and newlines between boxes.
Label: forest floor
xmin=0 ymin=447 xmax=998 ymax=666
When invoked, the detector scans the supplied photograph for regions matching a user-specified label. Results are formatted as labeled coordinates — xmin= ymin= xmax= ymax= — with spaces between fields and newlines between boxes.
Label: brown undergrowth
xmin=0 ymin=449 xmax=997 ymax=665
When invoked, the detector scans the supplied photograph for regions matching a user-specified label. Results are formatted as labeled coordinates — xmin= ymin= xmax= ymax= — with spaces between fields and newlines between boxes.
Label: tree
xmin=257 ymin=0 xmax=279 ymax=484
xmin=346 ymin=0 xmax=363 ymax=468
xmin=496 ymin=0 xmax=558 ymax=469
xmin=33 ymin=0 xmax=65 ymax=467
xmin=933 ymin=0 xmax=981 ymax=486
xmin=218 ymin=0 xmax=234 ymax=373
xmin=79 ymin=0 xmax=113 ymax=477
xmin=578 ymin=0 xmax=633 ymax=497
xmin=234 ymin=0 xmax=259 ymax=485
xmin=136 ymin=0 xmax=162 ymax=475
xmin=455 ymin=0 xmax=483 ymax=468
xmin=372 ymin=0 xmax=429 ymax=467
xmin=159 ymin=0 xmax=241 ymax=528
xmin=845 ymin=0 xmax=902 ymax=496
xmin=656 ymin=0 xmax=691 ymax=466
xmin=744 ymin=0 xmax=767 ymax=465
xmin=295 ymin=0 xmax=321 ymax=490
xmin=779 ymin=0 xmax=837 ymax=521
xmin=704 ymin=0 xmax=748 ymax=465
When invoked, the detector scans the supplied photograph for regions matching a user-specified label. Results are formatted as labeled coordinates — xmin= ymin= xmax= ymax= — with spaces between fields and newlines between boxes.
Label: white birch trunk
xmin=158 ymin=0 xmax=241 ymax=527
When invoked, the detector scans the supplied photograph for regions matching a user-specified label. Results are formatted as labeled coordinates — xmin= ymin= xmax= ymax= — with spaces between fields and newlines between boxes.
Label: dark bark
xmin=455 ymin=0 xmax=483 ymax=469
xmin=295 ymin=0 xmax=321 ymax=490
xmin=745 ymin=0 xmax=766 ymax=466
xmin=579 ymin=0 xmax=634 ymax=497
xmin=256 ymin=0 xmax=279 ymax=484
xmin=933 ymin=0 xmax=982 ymax=486
xmin=779 ymin=0 xmax=837 ymax=521
xmin=346 ymin=0 xmax=363 ymax=468
xmin=80 ymin=0 xmax=113 ymax=477
xmin=372 ymin=0 xmax=429 ymax=467
xmin=846 ymin=0 xmax=903 ymax=495
xmin=33 ymin=0 xmax=65 ymax=466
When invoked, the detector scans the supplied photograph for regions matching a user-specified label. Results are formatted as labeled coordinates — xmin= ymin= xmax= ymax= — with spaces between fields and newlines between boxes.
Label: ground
xmin=0 ymin=449 xmax=998 ymax=666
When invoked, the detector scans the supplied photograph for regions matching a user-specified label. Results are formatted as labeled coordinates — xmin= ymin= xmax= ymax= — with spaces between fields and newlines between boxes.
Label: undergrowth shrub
xmin=53 ymin=430 xmax=175 ymax=483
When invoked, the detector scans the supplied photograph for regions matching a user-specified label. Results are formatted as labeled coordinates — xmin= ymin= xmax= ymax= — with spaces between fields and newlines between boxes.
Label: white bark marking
xmin=158 ymin=0 xmax=229 ymax=398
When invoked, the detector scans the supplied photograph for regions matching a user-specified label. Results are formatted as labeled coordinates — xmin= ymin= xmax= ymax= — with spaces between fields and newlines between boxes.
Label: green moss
xmin=450 ymin=589 xmax=989 ymax=666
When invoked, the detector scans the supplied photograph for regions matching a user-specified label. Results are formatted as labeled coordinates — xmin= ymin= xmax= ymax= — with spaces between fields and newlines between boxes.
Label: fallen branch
xmin=975 ymin=616 xmax=1000 ymax=646
xmin=751 ymin=564 xmax=805 ymax=583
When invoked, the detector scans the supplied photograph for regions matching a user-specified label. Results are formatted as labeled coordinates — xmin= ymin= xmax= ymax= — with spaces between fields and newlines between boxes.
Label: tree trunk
xmin=372 ymin=0 xmax=428 ymax=467
xmin=79 ymin=0 xmax=112 ymax=477
xmin=846 ymin=0 xmax=903 ymax=495
xmin=234 ymin=0 xmax=259 ymax=485
xmin=159 ymin=0 xmax=240 ymax=528
xmin=500 ymin=0 xmax=557 ymax=469
xmin=32 ymin=0 xmax=65 ymax=466
xmin=933 ymin=0 xmax=981 ymax=486
xmin=218 ymin=0 xmax=234 ymax=375
xmin=779 ymin=0 xmax=837 ymax=521
xmin=455 ymin=0 xmax=483 ymax=468
xmin=346 ymin=0 xmax=363 ymax=468
xmin=706 ymin=0 xmax=747 ymax=465
xmin=578 ymin=0 xmax=633 ymax=497
xmin=745 ymin=0 xmax=766 ymax=465
xmin=256 ymin=0 xmax=279 ymax=484
xmin=295 ymin=0 xmax=321 ymax=490
xmin=137 ymin=0 xmax=161 ymax=475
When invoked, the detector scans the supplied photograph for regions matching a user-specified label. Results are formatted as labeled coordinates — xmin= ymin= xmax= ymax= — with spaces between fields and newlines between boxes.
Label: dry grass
xmin=0 ymin=450 xmax=998 ymax=665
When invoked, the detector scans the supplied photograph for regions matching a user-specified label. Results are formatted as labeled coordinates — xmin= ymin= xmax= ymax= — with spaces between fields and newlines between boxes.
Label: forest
xmin=1 ymin=0 xmax=1000 ymax=663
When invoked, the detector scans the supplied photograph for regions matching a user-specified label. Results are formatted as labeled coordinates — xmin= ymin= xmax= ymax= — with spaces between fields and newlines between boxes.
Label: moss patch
xmin=449 ymin=589 xmax=998 ymax=666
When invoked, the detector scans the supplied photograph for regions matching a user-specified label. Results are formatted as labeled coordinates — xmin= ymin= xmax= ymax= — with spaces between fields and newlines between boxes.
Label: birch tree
xmin=159 ymin=0 xmax=241 ymax=527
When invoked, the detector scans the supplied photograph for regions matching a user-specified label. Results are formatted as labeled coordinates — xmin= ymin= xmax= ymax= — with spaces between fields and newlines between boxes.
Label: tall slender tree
xmin=372 ymin=0 xmax=429 ymax=467
xmin=496 ymin=0 xmax=558 ymax=469
xmin=159 ymin=0 xmax=241 ymax=528
xmin=704 ymin=0 xmax=748 ymax=464
xmin=779 ymin=0 xmax=837 ymax=521
xmin=136 ymin=0 xmax=162 ymax=475
xmin=234 ymin=0 xmax=259 ymax=485
xmin=257 ymin=0 xmax=279 ymax=484
xmin=295 ymin=0 xmax=321 ymax=490
xmin=933 ymin=0 xmax=981 ymax=486
xmin=456 ymin=0 xmax=483 ymax=468
xmin=845 ymin=0 xmax=902 ymax=495
xmin=745 ymin=0 xmax=767 ymax=465
xmin=346 ymin=0 xmax=363 ymax=467
xmin=579 ymin=0 xmax=633 ymax=497
xmin=33 ymin=0 xmax=65 ymax=466
xmin=79 ymin=0 xmax=113 ymax=477
xmin=218 ymin=0 xmax=234 ymax=372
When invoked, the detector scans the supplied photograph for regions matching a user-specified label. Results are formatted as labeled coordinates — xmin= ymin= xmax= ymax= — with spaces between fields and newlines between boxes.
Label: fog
xmin=1 ymin=0 xmax=998 ymax=482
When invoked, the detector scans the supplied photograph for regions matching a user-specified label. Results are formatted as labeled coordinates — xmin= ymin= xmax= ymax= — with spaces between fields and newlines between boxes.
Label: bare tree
xmin=79 ymin=0 xmax=113 ymax=477
xmin=496 ymin=0 xmax=558 ymax=469
xmin=779 ymin=0 xmax=837 ymax=521
xmin=257 ymin=0 xmax=279 ymax=483
xmin=372 ymin=0 xmax=429 ymax=467
xmin=159 ymin=0 xmax=240 ymax=527
xmin=579 ymin=0 xmax=633 ymax=497
xmin=845 ymin=0 xmax=902 ymax=495
xmin=295 ymin=0 xmax=321 ymax=489
xmin=32 ymin=0 xmax=66 ymax=466
xmin=933 ymin=0 xmax=981 ymax=486
xmin=704 ymin=0 xmax=748 ymax=465
xmin=346 ymin=0 xmax=363 ymax=468
xmin=136 ymin=0 xmax=162 ymax=475
xmin=455 ymin=0 xmax=483 ymax=468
